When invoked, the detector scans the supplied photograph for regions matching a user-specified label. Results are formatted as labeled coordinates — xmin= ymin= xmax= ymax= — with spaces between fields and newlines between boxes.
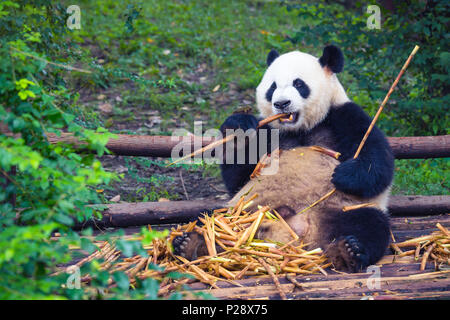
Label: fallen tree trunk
xmin=47 ymin=133 xmax=450 ymax=159
xmin=388 ymin=195 xmax=450 ymax=216
xmin=388 ymin=135 xmax=450 ymax=159
xmin=74 ymin=199 xmax=227 ymax=229
xmin=46 ymin=132 xmax=215 ymax=158
xmin=75 ymin=195 xmax=450 ymax=229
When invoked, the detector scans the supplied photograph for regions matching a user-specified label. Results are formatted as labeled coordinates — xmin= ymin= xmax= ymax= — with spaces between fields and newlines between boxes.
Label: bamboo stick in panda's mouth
xmin=166 ymin=113 xmax=290 ymax=166
xmin=279 ymin=113 xmax=294 ymax=123
xmin=259 ymin=113 xmax=291 ymax=126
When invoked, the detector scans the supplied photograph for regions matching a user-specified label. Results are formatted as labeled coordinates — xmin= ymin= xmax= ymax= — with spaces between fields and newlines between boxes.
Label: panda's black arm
xmin=220 ymin=162 xmax=257 ymax=195
xmin=219 ymin=113 xmax=273 ymax=195
xmin=328 ymin=102 xmax=395 ymax=198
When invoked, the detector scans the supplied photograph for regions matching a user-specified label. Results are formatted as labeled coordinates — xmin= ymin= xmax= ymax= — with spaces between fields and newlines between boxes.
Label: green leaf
xmin=113 ymin=272 xmax=130 ymax=291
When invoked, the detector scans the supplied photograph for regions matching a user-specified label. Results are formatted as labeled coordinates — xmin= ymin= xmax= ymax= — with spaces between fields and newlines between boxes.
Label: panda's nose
xmin=273 ymin=100 xmax=291 ymax=110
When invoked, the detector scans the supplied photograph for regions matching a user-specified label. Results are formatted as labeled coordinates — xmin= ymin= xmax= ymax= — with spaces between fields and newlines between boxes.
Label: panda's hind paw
xmin=172 ymin=232 xmax=208 ymax=261
xmin=325 ymin=235 xmax=369 ymax=273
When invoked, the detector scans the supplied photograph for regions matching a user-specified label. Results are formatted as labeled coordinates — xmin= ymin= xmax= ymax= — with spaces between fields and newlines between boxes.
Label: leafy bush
xmin=0 ymin=1 xmax=187 ymax=299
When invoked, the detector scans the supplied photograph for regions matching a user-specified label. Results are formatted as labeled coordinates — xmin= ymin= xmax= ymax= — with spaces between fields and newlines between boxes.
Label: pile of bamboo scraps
xmin=65 ymin=196 xmax=330 ymax=296
xmin=390 ymin=223 xmax=450 ymax=270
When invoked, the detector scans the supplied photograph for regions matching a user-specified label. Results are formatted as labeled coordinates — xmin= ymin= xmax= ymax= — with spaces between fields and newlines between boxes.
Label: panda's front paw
xmin=331 ymin=158 xmax=368 ymax=198
xmin=220 ymin=113 xmax=259 ymax=136
xmin=325 ymin=235 xmax=369 ymax=273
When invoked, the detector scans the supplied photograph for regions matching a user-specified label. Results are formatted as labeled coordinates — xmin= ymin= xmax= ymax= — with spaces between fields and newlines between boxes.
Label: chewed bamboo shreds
xmin=390 ymin=223 xmax=450 ymax=270
xmin=63 ymin=195 xmax=330 ymax=296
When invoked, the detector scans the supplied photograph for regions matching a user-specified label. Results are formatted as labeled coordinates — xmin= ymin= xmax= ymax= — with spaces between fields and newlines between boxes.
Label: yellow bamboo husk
xmin=63 ymin=196 xmax=333 ymax=297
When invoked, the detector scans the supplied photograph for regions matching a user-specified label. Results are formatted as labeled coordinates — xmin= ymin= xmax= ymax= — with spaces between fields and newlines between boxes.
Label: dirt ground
xmin=100 ymin=154 xmax=229 ymax=202
xmin=84 ymin=62 xmax=255 ymax=203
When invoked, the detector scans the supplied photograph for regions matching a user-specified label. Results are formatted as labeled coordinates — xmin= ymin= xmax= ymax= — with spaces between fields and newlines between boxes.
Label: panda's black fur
xmin=173 ymin=45 xmax=395 ymax=273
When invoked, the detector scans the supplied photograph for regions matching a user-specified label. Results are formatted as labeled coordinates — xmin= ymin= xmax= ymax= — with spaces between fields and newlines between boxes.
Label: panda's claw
xmin=325 ymin=235 xmax=369 ymax=273
xmin=172 ymin=233 xmax=190 ymax=257
xmin=172 ymin=232 xmax=211 ymax=261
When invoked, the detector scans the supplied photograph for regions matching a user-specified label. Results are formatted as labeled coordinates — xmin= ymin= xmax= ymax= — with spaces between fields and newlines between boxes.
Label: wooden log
xmin=47 ymin=133 xmax=450 ymax=159
xmin=388 ymin=195 xmax=450 ymax=217
xmin=74 ymin=199 xmax=227 ymax=229
xmin=76 ymin=195 xmax=450 ymax=229
xmin=388 ymin=135 xmax=450 ymax=159
xmin=46 ymin=132 xmax=215 ymax=158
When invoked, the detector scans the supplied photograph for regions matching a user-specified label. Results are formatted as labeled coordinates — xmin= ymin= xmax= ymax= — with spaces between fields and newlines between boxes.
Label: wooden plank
xmin=180 ymin=214 xmax=450 ymax=300
xmin=73 ymin=214 xmax=449 ymax=300
xmin=186 ymin=264 xmax=450 ymax=300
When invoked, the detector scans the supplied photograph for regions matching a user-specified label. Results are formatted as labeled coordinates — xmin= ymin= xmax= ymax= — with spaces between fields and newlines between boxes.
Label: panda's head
xmin=256 ymin=45 xmax=350 ymax=131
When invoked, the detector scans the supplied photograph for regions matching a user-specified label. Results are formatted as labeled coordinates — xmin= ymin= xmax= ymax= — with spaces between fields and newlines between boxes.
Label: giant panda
xmin=173 ymin=45 xmax=395 ymax=273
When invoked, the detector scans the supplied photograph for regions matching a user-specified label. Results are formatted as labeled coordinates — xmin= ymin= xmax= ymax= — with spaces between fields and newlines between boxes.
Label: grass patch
xmin=392 ymin=158 xmax=449 ymax=196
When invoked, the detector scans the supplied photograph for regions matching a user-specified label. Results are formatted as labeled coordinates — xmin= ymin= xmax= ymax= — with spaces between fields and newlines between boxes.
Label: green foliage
xmin=0 ymin=1 xmax=190 ymax=299
xmin=1 ymin=0 xmax=448 ymax=300
xmin=75 ymin=0 xmax=299 ymax=129
xmin=285 ymin=0 xmax=449 ymax=195
xmin=392 ymin=158 xmax=449 ymax=196
xmin=286 ymin=1 xmax=449 ymax=137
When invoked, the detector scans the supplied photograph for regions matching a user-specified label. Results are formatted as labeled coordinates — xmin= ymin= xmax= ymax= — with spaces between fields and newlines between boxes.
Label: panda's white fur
xmin=256 ymin=51 xmax=350 ymax=131
xmin=253 ymin=49 xmax=391 ymax=212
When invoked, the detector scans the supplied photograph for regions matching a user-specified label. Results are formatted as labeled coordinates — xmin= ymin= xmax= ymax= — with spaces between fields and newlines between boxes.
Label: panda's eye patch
xmin=265 ymin=81 xmax=277 ymax=102
xmin=293 ymin=78 xmax=310 ymax=99
xmin=293 ymin=78 xmax=305 ymax=88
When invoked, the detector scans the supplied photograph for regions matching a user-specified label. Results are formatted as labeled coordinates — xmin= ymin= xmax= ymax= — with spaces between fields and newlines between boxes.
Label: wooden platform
xmin=183 ymin=214 xmax=450 ymax=300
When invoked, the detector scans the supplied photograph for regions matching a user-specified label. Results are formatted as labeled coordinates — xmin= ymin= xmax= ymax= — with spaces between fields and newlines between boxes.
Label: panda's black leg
xmin=317 ymin=207 xmax=390 ymax=273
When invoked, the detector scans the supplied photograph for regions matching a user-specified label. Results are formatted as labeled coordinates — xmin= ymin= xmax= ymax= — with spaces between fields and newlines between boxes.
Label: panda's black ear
xmin=267 ymin=49 xmax=279 ymax=66
xmin=319 ymin=45 xmax=344 ymax=73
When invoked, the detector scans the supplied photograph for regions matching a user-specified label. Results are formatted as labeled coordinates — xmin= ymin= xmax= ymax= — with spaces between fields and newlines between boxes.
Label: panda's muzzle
xmin=273 ymin=99 xmax=291 ymax=110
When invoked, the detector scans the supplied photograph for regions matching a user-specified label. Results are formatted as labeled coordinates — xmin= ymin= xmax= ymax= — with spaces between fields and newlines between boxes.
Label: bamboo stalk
xmin=258 ymin=258 xmax=287 ymax=300
xmin=414 ymin=244 xmax=421 ymax=261
xmin=246 ymin=210 xmax=266 ymax=244
xmin=250 ymin=153 xmax=269 ymax=179
xmin=234 ymin=263 xmax=254 ymax=280
xmin=436 ymin=223 xmax=450 ymax=237
xmin=65 ymin=200 xmax=332 ymax=295
xmin=202 ymin=228 xmax=215 ymax=257
xmin=272 ymin=209 xmax=300 ymax=241
xmin=233 ymin=248 xmax=283 ymax=259
xmin=297 ymin=188 xmax=336 ymax=215
xmin=342 ymin=202 xmax=378 ymax=212
xmin=257 ymin=113 xmax=290 ymax=128
xmin=421 ymin=243 xmax=436 ymax=271
xmin=309 ymin=146 xmax=341 ymax=159
xmin=353 ymin=45 xmax=420 ymax=159
xmin=167 ymin=113 xmax=289 ymax=166
xmin=296 ymin=45 xmax=420 ymax=215
xmin=215 ymin=217 xmax=238 ymax=238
